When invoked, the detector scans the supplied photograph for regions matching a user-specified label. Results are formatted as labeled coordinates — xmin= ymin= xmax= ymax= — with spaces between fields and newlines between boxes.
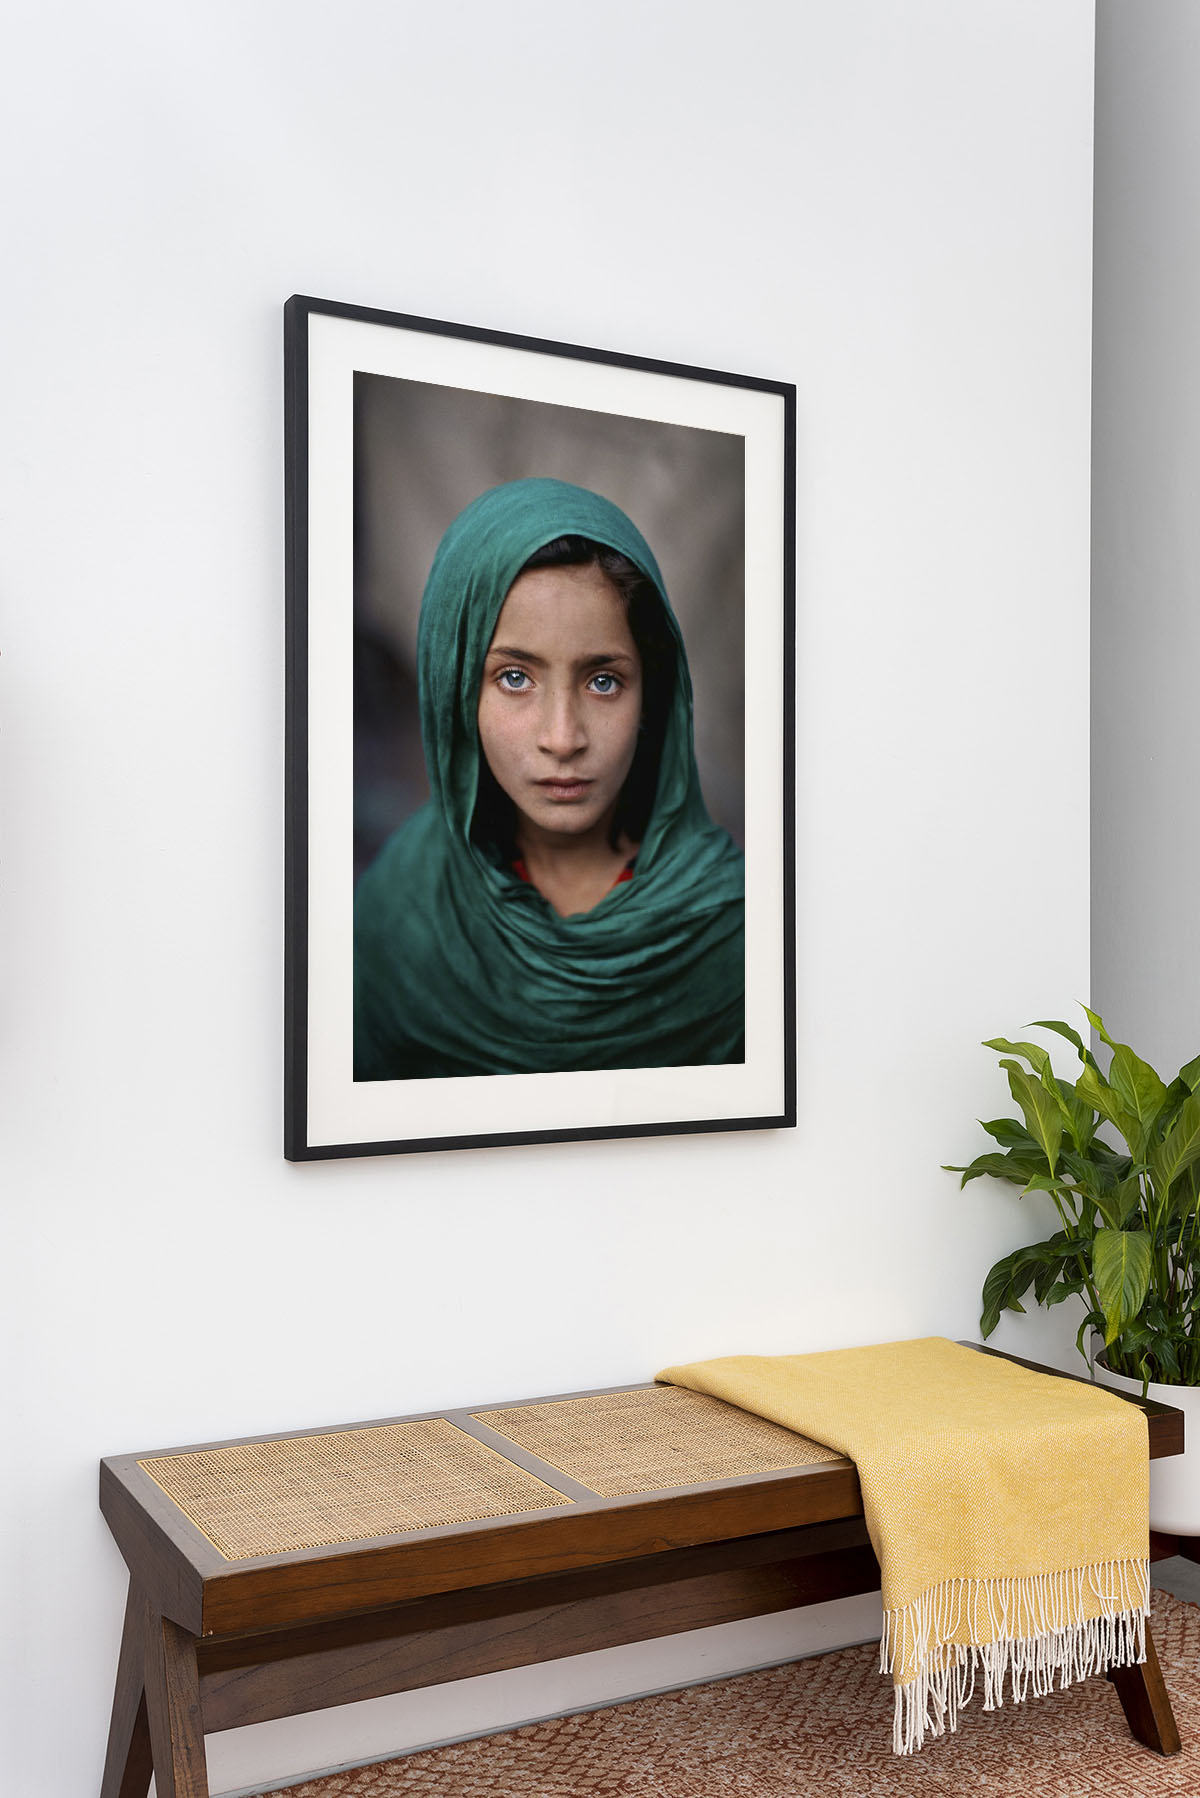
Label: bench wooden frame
xmin=99 ymin=1353 xmax=1186 ymax=1797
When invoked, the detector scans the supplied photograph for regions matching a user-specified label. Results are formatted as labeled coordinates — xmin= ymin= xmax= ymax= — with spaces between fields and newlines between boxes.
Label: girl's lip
xmin=536 ymin=778 xmax=593 ymax=798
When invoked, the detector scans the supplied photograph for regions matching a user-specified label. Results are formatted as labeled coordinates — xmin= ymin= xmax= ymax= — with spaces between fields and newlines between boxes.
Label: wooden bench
xmin=99 ymin=1352 xmax=1186 ymax=1797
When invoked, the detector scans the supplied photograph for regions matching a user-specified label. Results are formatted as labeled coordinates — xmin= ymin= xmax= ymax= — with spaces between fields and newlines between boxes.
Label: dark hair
xmin=473 ymin=535 xmax=675 ymax=855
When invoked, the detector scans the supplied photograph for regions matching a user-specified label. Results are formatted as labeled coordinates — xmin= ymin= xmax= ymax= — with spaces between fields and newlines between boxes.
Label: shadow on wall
xmin=353 ymin=372 xmax=746 ymax=881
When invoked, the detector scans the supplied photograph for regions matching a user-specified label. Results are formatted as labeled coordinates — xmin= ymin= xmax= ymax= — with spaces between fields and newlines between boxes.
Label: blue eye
xmin=589 ymin=672 xmax=619 ymax=694
xmin=499 ymin=668 xmax=530 ymax=690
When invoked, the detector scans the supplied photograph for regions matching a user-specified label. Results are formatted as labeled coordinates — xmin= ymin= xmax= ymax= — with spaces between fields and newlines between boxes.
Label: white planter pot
xmin=1096 ymin=1358 xmax=1200 ymax=1536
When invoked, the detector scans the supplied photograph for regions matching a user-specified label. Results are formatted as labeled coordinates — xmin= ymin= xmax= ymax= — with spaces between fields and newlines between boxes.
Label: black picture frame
xmin=285 ymin=293 xmax=795 ymax=1160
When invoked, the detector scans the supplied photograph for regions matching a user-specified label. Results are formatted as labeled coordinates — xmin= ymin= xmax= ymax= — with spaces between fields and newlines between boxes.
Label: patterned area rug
xmin=271 ymin=1590 xmax=1200 ymax=1797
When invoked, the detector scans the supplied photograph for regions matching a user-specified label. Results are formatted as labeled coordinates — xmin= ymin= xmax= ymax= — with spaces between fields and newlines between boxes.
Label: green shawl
xmin=354 ymin=477 xmax=744 ymax=1080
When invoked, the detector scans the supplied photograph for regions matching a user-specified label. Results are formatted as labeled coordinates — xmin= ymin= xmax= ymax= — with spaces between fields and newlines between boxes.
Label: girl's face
xmin=477 ymin=563 xmax=643 ymax=844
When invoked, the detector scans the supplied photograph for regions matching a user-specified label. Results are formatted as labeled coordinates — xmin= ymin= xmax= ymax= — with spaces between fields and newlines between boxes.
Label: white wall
xmin=0 ymin=3 xmax=1095 ymax=1793
xmin=1092 ymin=1 xmax=1200 ymax=1074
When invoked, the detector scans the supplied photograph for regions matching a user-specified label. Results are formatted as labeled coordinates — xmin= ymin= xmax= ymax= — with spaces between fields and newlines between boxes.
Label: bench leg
xmin=100 ymin=1583 xmax=153 ymax=1798
xmin=143 ymin=1598 xmax=210 ymax=1798
xmin=1107 ymin=1621 xmax=1182 ymax=1755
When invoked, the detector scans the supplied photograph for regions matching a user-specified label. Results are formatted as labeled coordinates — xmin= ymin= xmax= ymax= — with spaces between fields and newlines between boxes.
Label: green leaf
xmin=1053 ymin=1075 xmax=1097 ymax=1151
xmin=980 ymin=1117 xmax=1039 ymax=1150
xmin=1153 ymin=1334 xmax=1182 ymax=1384
xmin=1031 ymin=1248 xmax=1073 ymax=1304
xmin=1000 ymin=1060 xmax=1061 ymax=1175
xmin=1083 ymin=1136 xmax=1134 ymax=1175
xmin=1167 ymin=1167 xmax=1200 ymax=1229
xmin=944 ymin=1151 xmax=1044 ymax=1189
xmin=1108 ymin=1044 xmax=1169 ymax=1141
xmin=1093 ymin=1229 xmax=1153 ymax=1345
xmin=1022 ymin=1172 xmax=1068 ymax=1195
xmin=1029 ymin=1019 xmax=1100 ymax=1072
xmin=1082 ymin=1006 xmax=1117 ymax=1050
xmin=1076 ymin=1311 xmax=1097 ymax=1364
xmin=1095 ymin=1172 xmax=1144 ymax=1231
xmin=1178 ymin=1053 xmax=1200 ymax=1095
xmin=1149 ymin=1094 xmax=1200 ymax=1194
xmin=1044 ymin=1278 xmax=1085 ymax=1308
xmin=1155 ymin=1077 xmax=1191 ymax=1135
xmin=1057 ymin=1151 xmax=1105 ymax=1203
xmin=984 ymin=1038 xmax=1053 ymax=1079
xmin=979 ymin=1241 xmax=1064 ymax=1337
xmin=980 ymin=1254 xmax=1022 ymax=1337
xmin=1076 ymin=1065 xmax=1142 ymax=1154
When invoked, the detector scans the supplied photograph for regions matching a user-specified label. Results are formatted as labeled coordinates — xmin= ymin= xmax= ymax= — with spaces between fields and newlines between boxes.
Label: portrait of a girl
xmin=353 ymin=477 xmax=746 ymax=1081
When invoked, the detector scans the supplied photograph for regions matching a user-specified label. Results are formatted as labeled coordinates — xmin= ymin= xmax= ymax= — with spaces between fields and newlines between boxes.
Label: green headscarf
xmin=354 ymin=477 xmax=744 ymax=1079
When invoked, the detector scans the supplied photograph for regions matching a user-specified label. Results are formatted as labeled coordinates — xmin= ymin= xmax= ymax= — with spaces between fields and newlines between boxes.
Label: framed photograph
xmin=285 ymin=294 xmax=795 ymax=1159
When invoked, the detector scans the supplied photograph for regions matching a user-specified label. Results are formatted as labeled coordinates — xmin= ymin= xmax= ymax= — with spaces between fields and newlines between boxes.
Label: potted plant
xmin=947 ymin=1006 xmax=1200 ymax=1532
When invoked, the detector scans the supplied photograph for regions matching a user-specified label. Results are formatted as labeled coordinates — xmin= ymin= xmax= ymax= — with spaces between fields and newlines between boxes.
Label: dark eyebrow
xmin=578 ymin=651 xmax=636 ymax=669
xmin=485 ymin=645 xmax=546 ymax=666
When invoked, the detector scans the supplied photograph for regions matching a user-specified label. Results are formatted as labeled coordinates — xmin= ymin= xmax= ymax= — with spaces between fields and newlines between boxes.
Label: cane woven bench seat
xmin=139 ymin=1418 xmax=573 ymax=1560
xmin=475 ymin=1385 xmax=841 ymax=1496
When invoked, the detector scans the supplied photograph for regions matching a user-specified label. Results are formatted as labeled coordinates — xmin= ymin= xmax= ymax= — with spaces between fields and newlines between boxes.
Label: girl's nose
xmin=539 ymin=688 xmax=588 ymax=759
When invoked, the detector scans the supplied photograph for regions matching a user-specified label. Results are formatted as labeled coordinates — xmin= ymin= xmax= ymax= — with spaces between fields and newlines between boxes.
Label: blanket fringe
xmin=880 ymin=1559 xmax=1149 ymax=1754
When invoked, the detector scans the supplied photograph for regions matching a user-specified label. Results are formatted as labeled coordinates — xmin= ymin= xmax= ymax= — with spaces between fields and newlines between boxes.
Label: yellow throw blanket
xmin=657 ymin=1337 xmax=1149 ymax=1753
